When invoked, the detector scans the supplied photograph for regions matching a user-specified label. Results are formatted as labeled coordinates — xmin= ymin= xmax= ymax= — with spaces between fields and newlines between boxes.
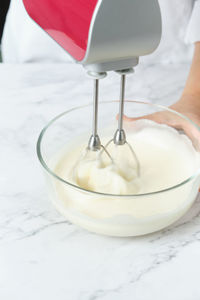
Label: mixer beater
xmin=85 ymin=71 xmax=113 ymax=162
xmin=105 ymin=69 xmax=141 ymax=176
xmin=83 ymin=69 xmax=140 ymax=177
xmin=72 ymin=69 xmax=140 ymax=178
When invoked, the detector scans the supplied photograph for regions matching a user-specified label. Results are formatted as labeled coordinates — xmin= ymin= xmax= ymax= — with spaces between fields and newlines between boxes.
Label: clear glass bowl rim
xmin=37 ymin=100 xmax=200 ymax=198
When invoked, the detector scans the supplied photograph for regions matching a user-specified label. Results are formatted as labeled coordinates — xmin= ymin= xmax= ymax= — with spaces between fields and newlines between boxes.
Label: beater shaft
xmin=118 ymin=74 xmax=125 ymax=131
xmin=114 ymin=74 xmax=126 ymax=145
xmin=93 ymin=79 xmax=99 ymax=137
xmin=88 ymin=79 xmax=101 ymax=151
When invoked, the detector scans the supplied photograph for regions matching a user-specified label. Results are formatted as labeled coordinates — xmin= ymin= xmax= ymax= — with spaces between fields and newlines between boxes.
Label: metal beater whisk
xmin=104 ymin=69 xmax=140 ymax=176
xmin=80 ymin=72 xmax=113 ymax=161
xmin=73 ymin=69 xmax=140 ymax=178
xmin=72 ymin=73 xmax=113 ymax=178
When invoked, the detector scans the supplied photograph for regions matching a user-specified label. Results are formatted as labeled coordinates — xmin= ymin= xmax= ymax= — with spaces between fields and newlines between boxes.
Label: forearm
xmin=183 ymin=42 xmax=200 ymax=97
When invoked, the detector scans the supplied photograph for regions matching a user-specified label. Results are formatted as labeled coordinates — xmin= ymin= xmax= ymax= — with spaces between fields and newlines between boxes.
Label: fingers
xmin=117 ymin=113 xmax=158 ymax=122
xmin=123 ymin=111 xmax=172 ymax=125
xmin=122 ymin=112 xmax=200 ymax=150
xmin=123 ymin=113 xmax=158 ymax=122
xmin=122 ymin=111 xmax=186 ymax=133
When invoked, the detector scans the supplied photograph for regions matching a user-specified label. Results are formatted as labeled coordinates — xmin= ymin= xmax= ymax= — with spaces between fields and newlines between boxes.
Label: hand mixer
xmin=23 ymin=0 xmax=162 ymax=176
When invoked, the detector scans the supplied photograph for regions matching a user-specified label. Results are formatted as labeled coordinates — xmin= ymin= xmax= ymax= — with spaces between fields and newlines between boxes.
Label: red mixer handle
xmin=23 ymin=0 xmax=162 ymax=73
xmin=23 ymin=0 xmax=98 ymax=61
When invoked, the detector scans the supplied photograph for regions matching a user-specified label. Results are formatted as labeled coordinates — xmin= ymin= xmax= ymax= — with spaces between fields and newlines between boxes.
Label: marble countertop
xmin=1 ymin=61 xmax=200 ymax=300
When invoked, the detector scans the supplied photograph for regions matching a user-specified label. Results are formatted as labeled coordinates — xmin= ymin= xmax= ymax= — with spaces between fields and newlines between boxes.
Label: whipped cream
xmin=55 ymin=120 xmax=200 ymax=195
xmin=48 ymin=120 xmax=200 ymax=236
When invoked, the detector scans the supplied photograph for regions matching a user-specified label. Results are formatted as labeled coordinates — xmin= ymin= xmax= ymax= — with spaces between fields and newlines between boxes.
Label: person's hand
xmin=125 ymin=94 xmax=200 ymax=129
xmin=125 ymin=42 xmax=200 ymax=134
xmin=124 ymin=94 xmax=200 ymax=151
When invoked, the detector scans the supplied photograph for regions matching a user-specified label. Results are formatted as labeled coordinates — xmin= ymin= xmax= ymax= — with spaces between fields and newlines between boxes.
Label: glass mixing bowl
xmin=37 ymin=101 xmax=200 ymax=236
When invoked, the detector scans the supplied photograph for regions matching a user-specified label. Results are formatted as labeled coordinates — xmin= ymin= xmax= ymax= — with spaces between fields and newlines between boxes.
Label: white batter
xmin=49 ymin=120 xmax=200 ymax=236
xmin=55 ymin=120 xmax=200 ymax=194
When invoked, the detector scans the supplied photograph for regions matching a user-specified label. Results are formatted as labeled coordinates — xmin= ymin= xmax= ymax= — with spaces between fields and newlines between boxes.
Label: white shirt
xmin=2 ymin=0 xmax=200 ymax=64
